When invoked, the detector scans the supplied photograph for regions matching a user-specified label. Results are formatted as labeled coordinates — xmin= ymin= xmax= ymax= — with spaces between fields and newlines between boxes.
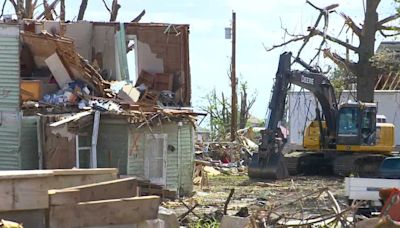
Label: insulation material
xmin=45 ymin=53 xmax=72 ymax=88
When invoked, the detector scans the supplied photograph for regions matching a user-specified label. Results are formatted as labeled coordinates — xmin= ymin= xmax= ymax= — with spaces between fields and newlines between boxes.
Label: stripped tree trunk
xmin=77 ymin=0 xmax=88 ymax=21
xmin=60 ymin=0 xmax=65 ymax=21
xmin=109 ymin=0 xmax=120 ymax=21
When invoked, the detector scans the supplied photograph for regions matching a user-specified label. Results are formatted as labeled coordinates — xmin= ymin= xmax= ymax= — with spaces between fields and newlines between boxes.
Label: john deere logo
xmin=301 ymin=75 xmax=314 ymax=85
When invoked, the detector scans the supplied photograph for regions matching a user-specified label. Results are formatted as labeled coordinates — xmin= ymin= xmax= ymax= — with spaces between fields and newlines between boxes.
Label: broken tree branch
xmin=379 ymin=25 xmax=400 ymax=31
xmin=306 ymin=1 xmax=339 ymax=13
xmin=101 ymin=0 xmax=110 ymax=13
xmin=223 ymin=188 xmax=235 ymax=215
xmin=379 ymin=29 xmax=400 ymax=38
xmin=178 ymin=203 xmax=199 ymax=221
xmin=179 ymin=200 xmax=201 ymax=219
xmin=340 ymin=12 xmax=361 ymax=37
xmin=0 ymin=0 xmax=7 ymax=18
xmin=109 ymin=0 xmax=120 ymax=21
xmin=264 ymin=36 xmax=306 ymax=52
xmin=309 ymin=28 xmax=359 ymax=52
xmin=43 ymin=0 xmax=54 ymax=20
xmin=378 ymin=13 xmax=400 ymax=26
xmin=36 ymin=0 xmax=59 ymax=20
xmin=322 ymin=48 xmax=357 ymax=74
xmin=131 ymin=9 xmax=145 ymax=22
xmin=309 ymin=40 xmax=326 ymax=65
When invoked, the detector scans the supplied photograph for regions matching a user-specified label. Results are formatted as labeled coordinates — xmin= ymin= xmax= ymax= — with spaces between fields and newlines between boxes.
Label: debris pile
xmin=249 ymin=187 xmax=357 ymax=227
xmin=19 ymin=24 xmax=191 ymax=117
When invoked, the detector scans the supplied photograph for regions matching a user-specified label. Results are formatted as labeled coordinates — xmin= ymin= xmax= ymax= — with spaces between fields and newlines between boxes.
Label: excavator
xmin=248 ymin=52 xmax=395 ymax=179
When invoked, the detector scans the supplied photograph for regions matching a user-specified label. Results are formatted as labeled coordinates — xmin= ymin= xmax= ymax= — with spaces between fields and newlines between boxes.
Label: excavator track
xmin=283 ymin=151 xmax=387 ymax=177
xmin=333 ymin=153 xmax=386 ymax=177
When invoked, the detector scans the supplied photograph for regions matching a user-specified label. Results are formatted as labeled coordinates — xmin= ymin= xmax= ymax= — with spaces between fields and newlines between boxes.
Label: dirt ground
xmin=164 ymin=173 xmax=348 ymax=226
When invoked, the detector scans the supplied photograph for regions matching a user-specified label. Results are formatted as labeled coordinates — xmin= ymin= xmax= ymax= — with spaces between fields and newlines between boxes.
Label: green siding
xmin=179 ymin=124 xmax=194 ymax=195
xmin=0 ymin=25 xmax=21 ymax=170
xmin=127 ymin=121 xmax=194 ymax=195
xmin=20 ymin=117 xmax=39 ymax=169
xmin=97 ymin=119 xmax=128 ymax=174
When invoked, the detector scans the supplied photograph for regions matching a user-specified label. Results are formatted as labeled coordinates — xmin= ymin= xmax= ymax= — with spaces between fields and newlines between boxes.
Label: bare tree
xmin=239 ymin=81 xmax=256 ymax=129
xmin=59 ymin=0 xmax=64 ymax=21
xmin=266 ymin=1 xmax=400 ymax=102
xmin=77 ymin=0 xmax=88 ymax=20
xmin=109 ymin=0 xmax=120 ymax=22
xmin=203 ymin=80 xmax=257 ymax=139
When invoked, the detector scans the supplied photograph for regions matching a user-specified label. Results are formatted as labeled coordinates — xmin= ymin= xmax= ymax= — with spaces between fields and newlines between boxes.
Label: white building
xmin=288 ymin=90 xmax=400 ymax=148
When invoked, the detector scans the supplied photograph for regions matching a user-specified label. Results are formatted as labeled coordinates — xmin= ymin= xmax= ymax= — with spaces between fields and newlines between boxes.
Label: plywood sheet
xmin=45 ymin=52 xmax=72 ymax=88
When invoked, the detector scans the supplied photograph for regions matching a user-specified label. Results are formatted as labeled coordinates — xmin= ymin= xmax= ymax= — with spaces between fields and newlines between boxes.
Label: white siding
xmin=288 ymin=90 xmax=400 ymax=146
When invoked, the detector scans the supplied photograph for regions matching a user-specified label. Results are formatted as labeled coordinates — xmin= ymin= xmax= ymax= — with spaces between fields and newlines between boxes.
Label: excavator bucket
xmin=248 ymin=152 xmax=289 ymax=179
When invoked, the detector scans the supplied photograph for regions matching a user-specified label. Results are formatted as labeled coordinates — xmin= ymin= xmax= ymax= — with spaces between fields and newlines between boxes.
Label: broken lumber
xmin=49 ymin=111 xmax=93 ymax=127
xmin=49 ymin=196 xmax=160 ymax=228
xmin=63 ymin=177 xmax=139 ymax=202
xmin=0 ymin=169 xmax=117 ymax=212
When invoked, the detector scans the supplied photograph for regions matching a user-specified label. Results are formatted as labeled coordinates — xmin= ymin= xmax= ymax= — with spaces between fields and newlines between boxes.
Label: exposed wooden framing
xmin=382 ymin=72 xmax=392 ymax=90
xmin=389 ymin=72 xmax=399 ymax=90
xmin=375 ymin=74 xmax=383 ymax=90
xmin=394 ymin=73 xmax=400 ymax=90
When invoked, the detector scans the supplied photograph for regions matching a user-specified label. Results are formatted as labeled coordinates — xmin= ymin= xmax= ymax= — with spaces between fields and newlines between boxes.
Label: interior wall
xmin=64 ymin=22 xmax=93 ymax=60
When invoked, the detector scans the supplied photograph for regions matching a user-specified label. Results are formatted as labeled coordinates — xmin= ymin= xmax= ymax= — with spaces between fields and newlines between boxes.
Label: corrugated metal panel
xmin=0 ymin=25 xmax=20 ymax=170
xmin=178 ymin=123 xmax=195 ymax=195
xmin=97 ymin=119 xmax=128 ymax=174
xmin=20 ymin=116 xmax=39 ymax=169
xmin=0 ymin=112 xmax=21 ymax=169
xmin=0 ymin=25 xmax=20 ymax=112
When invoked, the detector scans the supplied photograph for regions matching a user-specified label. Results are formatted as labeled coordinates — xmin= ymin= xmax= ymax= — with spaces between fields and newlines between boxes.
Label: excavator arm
xmin=248 ymin=52 xmax=338 ymax=179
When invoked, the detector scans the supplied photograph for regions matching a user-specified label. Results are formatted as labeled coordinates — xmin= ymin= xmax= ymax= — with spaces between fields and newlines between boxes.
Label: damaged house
xmin=0 ymin=20 xmax=200 ymax=196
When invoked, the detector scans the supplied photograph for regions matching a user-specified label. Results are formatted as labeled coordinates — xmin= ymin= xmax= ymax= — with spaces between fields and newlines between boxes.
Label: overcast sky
xmin=4 ymin=0 xmax=399 ymax=121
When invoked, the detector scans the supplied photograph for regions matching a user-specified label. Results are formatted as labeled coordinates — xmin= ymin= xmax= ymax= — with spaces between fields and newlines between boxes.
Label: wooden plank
xmin=64 ymin=178 xmax=139 ymax=202
xmin=78 ymin=196 xmax=160 ymax=227
xmin=51 ymin=168 xmax=118 ymax=176
xmin=49 ymin=111 xmax=93 ymax=127
xmin=45 ymin=52 xmax=73 ymax=88
xmin=0 ymin=169 xmax=117 ymax=212
xmin=0 ymin=177 xmax=49 ymax=211
xmin=49 ymin=189 xmax=80 ymax=206
xmin=0 ymin=170 xmax=54 ymax=180
xmin=48 ymin=173 xmax=117 ymax=189
xmin=49 ymin=196 xmax=160 ymax=228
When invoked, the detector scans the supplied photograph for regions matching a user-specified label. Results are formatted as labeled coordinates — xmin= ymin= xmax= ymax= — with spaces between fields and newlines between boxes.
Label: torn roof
xmin=16 ymin=19 xmax=194 ymax=118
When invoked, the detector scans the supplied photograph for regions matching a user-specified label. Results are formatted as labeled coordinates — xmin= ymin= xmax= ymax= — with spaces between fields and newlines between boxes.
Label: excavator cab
xmin=337 ymin=102 xmax=377 ymax=147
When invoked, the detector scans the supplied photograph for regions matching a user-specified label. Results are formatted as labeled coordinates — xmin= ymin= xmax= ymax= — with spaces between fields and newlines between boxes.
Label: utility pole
xmin=230 ymin=11 xmax=237 ymax=142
